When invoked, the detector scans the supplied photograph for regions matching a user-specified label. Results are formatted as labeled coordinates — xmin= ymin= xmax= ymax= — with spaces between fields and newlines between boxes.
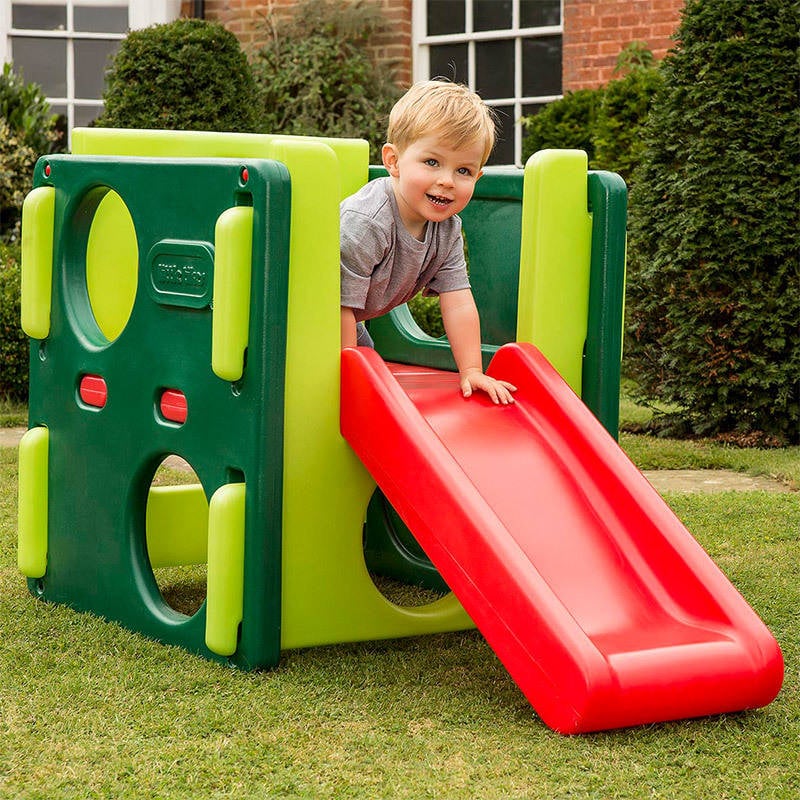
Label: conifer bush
xmin=625 ymin=0 xmax=799 ymax=443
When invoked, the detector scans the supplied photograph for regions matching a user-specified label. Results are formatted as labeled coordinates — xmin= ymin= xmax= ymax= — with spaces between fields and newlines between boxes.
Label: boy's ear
xmin=382 ymin=143 xmax=400 ymax=177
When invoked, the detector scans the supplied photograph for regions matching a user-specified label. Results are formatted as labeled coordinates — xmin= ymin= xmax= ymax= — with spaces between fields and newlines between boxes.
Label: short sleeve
xmin=340 ymin=210 xmax=390 ymax=310
xmin=423 ymin=221 xmax=470 ymax=297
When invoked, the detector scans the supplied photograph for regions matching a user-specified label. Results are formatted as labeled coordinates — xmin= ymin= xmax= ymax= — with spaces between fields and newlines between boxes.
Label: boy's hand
xmin=460 ymin=368 xmax=517 ymax=405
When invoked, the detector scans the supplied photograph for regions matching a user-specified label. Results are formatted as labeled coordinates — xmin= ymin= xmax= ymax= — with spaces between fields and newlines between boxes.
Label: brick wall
xmin=195 ymin=0 xmax=412 ymax=84
xmin=562 ymin=0 xmax=684 ymax=90
xmin=190 ymin=0 xmax=681 ymax=92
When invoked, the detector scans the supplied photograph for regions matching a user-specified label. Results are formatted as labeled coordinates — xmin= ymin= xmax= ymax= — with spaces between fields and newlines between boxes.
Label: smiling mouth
xmin=426 ymin=193 xmax=452 ymax=207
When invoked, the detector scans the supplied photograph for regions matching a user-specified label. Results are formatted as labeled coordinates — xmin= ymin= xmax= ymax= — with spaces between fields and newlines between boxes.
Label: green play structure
xmin=18 ymin=130 xmax=626 ymax=668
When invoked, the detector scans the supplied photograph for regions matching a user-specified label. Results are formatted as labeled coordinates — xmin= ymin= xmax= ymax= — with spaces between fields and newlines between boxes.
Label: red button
xmin=160 ymin=389 xmax=187 ymax=424
xmin=79 ymin=375 xmax=107 ymax=408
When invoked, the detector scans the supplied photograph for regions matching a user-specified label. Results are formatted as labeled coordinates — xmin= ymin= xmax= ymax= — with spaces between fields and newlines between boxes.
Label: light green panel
xmin=517 ymin=150 xmax=593 ymax=393
xmin=212 ymin=206 xmax=253 ymax=381
xmin=86 ymin=190 xmax=139 ymax=342
xmin=146 ymin=484 xmax=209 ymax=569
xmin=205 ymin=483 xmax=246 ymax=656
xmin=71 ymin=128 xmax=369 ymax=201
xmin=270 ymin=137 xmax=472 ymax=648
xmin=17 ymin=427 xmax=49 ymax=578
xmin=20 ymin=186 xmax=55 ymax=340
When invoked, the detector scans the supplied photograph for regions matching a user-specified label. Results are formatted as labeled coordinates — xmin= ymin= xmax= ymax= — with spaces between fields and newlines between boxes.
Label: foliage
xmin=250 ymin=0 xmax=401 ymax=162
xmin=0 ymin=242 xmax=28 ymax=402
xmin=408 ymin=293 xmax=445 ymax=338
xmin=592 ymin=57 xmax=663 ymax=186
xmin=0 ymin=64 xmax=60 ymax=238
xmin=521 ymin=88 xmax=603 ymax=163
xmin=625 ymin=0 xmax=799 ymax=444
xmin=95 ymin=19 xmax=259 ymax=132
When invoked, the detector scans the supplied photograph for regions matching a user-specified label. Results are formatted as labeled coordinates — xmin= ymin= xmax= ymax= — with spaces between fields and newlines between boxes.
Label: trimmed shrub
xmin=625 ymin=0 xmax=799 ymax=443
xmin=95 ymin=19 xmax=259 ymax=132
xmin=0 ymin=242 xmax=28 ymax=402
xmin=250 ymin=0 xmax=401 ymax=162
xmin=521 ymin=88 xmax=603 ymax=164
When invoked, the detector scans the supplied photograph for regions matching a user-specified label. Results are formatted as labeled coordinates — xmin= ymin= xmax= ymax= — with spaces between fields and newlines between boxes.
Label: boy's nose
xmin=437 ymin=171 xmax=455 ymax=188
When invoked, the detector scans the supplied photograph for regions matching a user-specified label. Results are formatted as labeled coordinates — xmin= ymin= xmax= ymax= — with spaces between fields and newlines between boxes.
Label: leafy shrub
xmin=592 ymin=47 xmax=664 ymax=187
xmin=250 ymin=0 xmax=401 ymax=162
xmin=95 ymin=19 xmax=258 ymax=132
xmin=0 ymin=242 xmax=28 ymax=402
xmin=521 ymin=88 xmax=603 ymax=163
xmin=0 ymin=64 xmax=60 ymax=238
xmin=625 ymin=0 xmax=799 ymax=443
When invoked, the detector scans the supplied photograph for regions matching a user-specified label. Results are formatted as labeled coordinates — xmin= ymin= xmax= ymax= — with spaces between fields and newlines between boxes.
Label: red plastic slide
xmin=340 ymin=343 xmax=783 ymax=733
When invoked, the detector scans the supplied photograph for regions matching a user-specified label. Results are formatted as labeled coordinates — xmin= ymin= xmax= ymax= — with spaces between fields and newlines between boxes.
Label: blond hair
xmin=387 ymin=80 xmax=496 ymax=166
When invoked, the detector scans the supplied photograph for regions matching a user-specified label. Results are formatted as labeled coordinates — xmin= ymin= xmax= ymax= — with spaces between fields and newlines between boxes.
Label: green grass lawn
xmin=1 ymin=431 xmax=798 ymax=798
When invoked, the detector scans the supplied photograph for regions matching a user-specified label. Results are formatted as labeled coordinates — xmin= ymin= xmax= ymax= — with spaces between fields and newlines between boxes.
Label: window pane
xmin=11 ymin=4 xmax=66 ymax=31
xmin=10 ymin=37 xmax=67 ymax=96
xmin=520 ymin=0 xmax=561 ymax=28
xmin=474 ymin=0 xmax=511 ymax=33
xmin=75 ymin=104 xmax=103 ymax=127
xmin=476 ymin=39 xmax=514 ymax=100
xmin=427 ymin=0 xmax=465 ymax=36
xmin=75 ymin=6 xmax=128 ymax=34
xmin=75 ymin=39 xmax=120 ymax=98
xmin=429 ymin=43 xmax=468 ymax=84
xmin=487 ymin=105 xmax=515 ymax=165
xmin=522 ymin=35 xmax=561 ymax=96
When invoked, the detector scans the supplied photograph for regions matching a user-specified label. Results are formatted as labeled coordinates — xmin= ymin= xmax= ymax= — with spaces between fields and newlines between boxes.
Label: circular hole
xmin=146 ymin=456 xmax=208 ymax=617
xmin=35 ymin=579 xmax=46 ymax=596
xmin=364 ymin=490 xmax=450 ymax=608
xmin=38 ymin=341 xmax=47 ymax=361
xmin=85 ymin=189 xmax=138 ymax=342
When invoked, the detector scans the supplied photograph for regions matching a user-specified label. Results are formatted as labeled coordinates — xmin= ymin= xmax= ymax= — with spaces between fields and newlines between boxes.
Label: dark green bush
xmin=250 ymin=0 xmax=401 ymax=162
xmin=95 ymin=19 xmax=259 ymax=131
xmin=521 ymin=88 xmax=604 ymax=164
xmin=0 ymin=242 xmax=28 ymax=402
xmin=625 ymin=0 xmax=799 ymax=443
xmin=0 ymin=64 xmax=60 ymax=238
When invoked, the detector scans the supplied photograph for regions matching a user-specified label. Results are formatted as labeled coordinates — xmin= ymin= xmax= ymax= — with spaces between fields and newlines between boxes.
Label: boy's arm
xmin=439 ymin=289 xmax=516 ymax=405
xmin=341 ymin=306 xmax=358 ymax=349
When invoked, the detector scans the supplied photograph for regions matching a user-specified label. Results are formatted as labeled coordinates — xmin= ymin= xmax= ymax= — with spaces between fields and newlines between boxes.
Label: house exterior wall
xmin=198 ymin=0 xmax=413 ymax=85
xmin=563 ymin=0 xmax=684 ymax=89
xmin=197 ymin=0 xmax=682 ymax=91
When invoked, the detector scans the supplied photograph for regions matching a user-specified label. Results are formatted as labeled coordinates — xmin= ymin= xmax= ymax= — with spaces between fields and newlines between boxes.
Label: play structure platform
xmin=17 ymin=130 xmax=783 ymax=733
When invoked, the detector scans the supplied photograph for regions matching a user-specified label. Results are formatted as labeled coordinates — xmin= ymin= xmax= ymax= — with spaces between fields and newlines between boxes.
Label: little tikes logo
xmin=147 ymin=240 xmax=214 ymax=309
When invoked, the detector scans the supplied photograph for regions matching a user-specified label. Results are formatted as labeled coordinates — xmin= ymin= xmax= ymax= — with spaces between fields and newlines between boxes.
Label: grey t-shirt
xmin=340 ymin=178 xmax=470 ymax=323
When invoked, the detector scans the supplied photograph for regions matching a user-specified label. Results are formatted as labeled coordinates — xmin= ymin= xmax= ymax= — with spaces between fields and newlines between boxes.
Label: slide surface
xmin=341 ymin=343 xmax=784 ymax=733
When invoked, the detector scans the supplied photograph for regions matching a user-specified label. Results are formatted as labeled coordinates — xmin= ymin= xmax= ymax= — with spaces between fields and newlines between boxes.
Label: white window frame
xmin=412 ymin=0 xmax=563 ymax=166
xmin=1 ymin=1 xmax=181 ymax=141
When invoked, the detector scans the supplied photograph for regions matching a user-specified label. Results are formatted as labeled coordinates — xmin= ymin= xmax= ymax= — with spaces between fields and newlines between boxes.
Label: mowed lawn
xmin=0 ymin=436 xmax=798 ymax=799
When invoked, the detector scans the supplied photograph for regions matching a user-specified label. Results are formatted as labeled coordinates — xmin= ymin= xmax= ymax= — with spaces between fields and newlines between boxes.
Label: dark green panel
xmin=26 ymin=155 xmax=291 ymax=669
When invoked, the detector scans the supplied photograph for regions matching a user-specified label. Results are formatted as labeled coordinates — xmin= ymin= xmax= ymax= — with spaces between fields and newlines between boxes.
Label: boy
xmin=340 ymin=80 xmax=517 ymax=405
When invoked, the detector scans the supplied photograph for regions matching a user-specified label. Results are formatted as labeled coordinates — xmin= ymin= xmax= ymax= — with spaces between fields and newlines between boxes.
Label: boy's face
xmin=382 ymin=135 xmax=484 ymax=237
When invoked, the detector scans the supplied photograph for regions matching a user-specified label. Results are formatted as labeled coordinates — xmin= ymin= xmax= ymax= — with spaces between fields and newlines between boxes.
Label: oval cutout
xmin=146 ymin=456 xmax=208 ymax=617
xmin=86 ymin=190 xmax=138 ymax=342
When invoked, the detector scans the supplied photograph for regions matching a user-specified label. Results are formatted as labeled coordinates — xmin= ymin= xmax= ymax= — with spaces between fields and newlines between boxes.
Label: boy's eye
xmin=424 ymin=158 xmax=438 ymax=167
xmin=457 ymin=167 xmax=473 ymax=176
